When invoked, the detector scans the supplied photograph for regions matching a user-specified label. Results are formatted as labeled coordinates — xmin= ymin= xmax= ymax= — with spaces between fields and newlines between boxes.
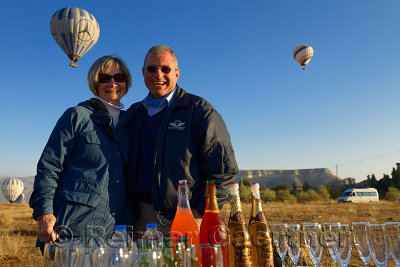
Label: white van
xmin=338 ymin=188 xmax=379 ymax=203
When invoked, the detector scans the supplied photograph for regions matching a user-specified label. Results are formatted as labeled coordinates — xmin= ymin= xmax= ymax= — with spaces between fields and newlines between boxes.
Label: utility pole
xmin=336 ymin=164 xmax=339 ymax=198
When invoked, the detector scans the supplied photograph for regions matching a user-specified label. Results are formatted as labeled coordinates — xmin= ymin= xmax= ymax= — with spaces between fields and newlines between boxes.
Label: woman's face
xmin=97 ymin=64 xmax=127 ymax=105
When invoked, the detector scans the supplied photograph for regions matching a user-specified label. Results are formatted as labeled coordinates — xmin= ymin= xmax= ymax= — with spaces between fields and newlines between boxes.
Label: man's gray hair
xmin=143 ymin=45 xmax=178 ymax=68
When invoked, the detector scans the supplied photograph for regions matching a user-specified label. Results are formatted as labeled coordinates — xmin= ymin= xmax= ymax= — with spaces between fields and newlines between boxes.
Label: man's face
xmin=142 ymin=52 xmax=180 ymax=98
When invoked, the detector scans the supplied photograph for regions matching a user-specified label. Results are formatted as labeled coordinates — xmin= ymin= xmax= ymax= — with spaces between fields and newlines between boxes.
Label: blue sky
xmin=1 ymin=1 xmax=399 ymax=182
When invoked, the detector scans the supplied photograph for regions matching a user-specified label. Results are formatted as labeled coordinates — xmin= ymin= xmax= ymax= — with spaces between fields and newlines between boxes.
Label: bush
xmin=295 ymin=190 xmax=320 ymax=202
xmin=295 ymin=190 xmax=308 ymax=203
xmin=242 ymin=178 xmax=251 ymax=187
xmin=317 ymin=185 xmax=331 ymax=200
xmin=385 ymin=187 xmax=400 ymax=201
xmin=307 ymin=189 xmax=320 ymax=201
xmin=239 ymin=184 xmax=252 ymax=202
xmin=273 ymin=184 xmax=288 ymax=191
xmin=260 ymin=188 xmax=276 ymax=202
xmin=276 ymin=189 xmax=297 ymax=203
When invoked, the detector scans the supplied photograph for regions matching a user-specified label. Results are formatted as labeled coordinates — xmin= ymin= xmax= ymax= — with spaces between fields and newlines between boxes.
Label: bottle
xmin=108 ymin=225 xmax=128 ymax=267
xmin=174 ymin=240 xmax=184 ymax=267
xmin=163 ymin=237 xmax=174 ymax=267
xmin=228 ymin=183 xmax=253 ymax=266
xmin=248 ymin=183 xmax=274 ymax=267
xmin=114 ymin=225 xmax=134 ymax=248
xmin=170 ymin=180 xmax=200 ymax=246
xmin=199 ymin=180 xmax=229 ymax=267
xmin=142 ymin=223 xmax=163 ymax=250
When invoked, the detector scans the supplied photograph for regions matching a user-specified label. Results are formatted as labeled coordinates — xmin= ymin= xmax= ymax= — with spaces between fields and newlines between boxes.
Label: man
xmin=127 ymin=45 xmax=238 ymax=236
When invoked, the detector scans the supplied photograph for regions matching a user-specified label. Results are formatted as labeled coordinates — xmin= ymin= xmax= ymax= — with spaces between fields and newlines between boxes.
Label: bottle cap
xmin=229 ymin=183 xmax=239 ymax=195
xmin=251 ymin=183 xmax=260 ymax=198
xmin=178 ymin=180 xmax=188 ymax=188
xmin=206 ymin=180 xmax=215 ymax=184
xmin=146 ymin=223 xmax=158 ymax=229
xmin=115 ymin=225 xmax=127 ymax=231
xmin=250 ymin=183 xmax=259 ymax=192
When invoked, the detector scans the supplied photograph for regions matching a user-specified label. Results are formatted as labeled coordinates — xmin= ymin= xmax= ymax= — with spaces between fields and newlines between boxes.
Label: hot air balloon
xmin=1 ymin=178 xmax=24 ymax=203
xmin=14 ymin=193 xmax=25 ymax=204
xmin=293 ymin=44 xmax=314 ymax=70
xmin=50 ymin=7 xmax=100 ymax=68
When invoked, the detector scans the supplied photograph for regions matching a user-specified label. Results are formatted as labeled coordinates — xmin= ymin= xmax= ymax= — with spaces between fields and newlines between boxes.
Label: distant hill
xmin=0 ymin=176 xmax=34 ymax=204
xmin=1 ymin=169 xmax=358 ymax=203
xmin=234 ymin=168 xmax=356 ymax=189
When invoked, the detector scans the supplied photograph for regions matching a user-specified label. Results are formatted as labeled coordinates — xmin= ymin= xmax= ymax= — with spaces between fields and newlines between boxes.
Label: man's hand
xmin=38 ymin=214 xmax=57 ymax=243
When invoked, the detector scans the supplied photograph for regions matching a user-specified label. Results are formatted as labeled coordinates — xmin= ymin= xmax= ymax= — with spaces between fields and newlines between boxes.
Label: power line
xmin=330 ymin=150 xmax=400 ymax=169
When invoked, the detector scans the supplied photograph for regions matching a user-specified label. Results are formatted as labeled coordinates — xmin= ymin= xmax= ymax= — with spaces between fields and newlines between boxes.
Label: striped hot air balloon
xmin=293 ymin=44 xmax=314 ymax=70
xmin=1 ymin=178 xmax=24 ymax=203
xmin=50 ymin=7 xmax=100 ymax=68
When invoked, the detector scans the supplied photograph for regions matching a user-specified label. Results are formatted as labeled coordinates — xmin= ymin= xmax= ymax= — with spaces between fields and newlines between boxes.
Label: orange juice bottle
xmin=170 ymin=180 xmax=200 ymax=246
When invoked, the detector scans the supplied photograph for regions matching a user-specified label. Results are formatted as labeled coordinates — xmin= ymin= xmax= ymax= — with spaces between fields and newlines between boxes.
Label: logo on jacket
xmin=168 ymin=120 xmax=186 ymax=131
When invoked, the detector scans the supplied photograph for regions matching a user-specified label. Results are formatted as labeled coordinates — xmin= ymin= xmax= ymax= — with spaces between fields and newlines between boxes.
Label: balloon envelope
xmin=50 ymin=7 xmax=100 ymax=67
xmin=293 ymin=44 xmax=314 ymax=69
xmin=14 ymin=193 xmax=25 ymax=204
xmin=1 ymin=178 xmax=24 ymax=203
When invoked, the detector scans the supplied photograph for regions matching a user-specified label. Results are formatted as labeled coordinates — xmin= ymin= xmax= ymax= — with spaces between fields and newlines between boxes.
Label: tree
xmin=391 ymin=167 xmax=400 ymax=185
xmin=292 ymin=181 xmax=297 ymax=192
xmin=302 ymin=181 xmax=310 ymax=192
xmin=369 ymin=174 xmax=378 ymax=188
xmin=324 ymin=185 xmax=339 ymax=199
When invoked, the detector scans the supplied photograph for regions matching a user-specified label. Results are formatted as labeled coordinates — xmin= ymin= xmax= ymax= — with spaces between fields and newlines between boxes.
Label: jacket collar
xmin=169 ymin=85 xmax=191 ymax=108
xmin=78 ymin=98 xmax=113 ymax=127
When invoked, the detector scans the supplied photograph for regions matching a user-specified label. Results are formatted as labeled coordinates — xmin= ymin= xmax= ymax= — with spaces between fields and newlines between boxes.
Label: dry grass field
xmin=0 ymin=201 xmax=399 ymax=266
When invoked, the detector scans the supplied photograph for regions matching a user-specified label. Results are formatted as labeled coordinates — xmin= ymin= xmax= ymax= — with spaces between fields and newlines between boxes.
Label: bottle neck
xmin=229 ymin=194 xmax=246 ymax=223
xmin=177 ymin=185 xmax=191 ymax=209
xmin=250 ymin=193 xmax=266 ymax=221
xmin=204 ymin=184 xmax=219 ymax=212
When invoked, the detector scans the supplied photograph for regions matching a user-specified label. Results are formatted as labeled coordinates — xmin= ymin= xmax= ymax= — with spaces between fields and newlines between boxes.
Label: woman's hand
xmin=38 ymin=214 xmax=57 ymax=243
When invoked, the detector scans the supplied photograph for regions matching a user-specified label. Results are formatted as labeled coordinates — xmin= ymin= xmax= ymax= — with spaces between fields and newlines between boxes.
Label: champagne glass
xmin=352 ymin=222 xmax=370 ymax=266
xmin=196 ymin=243 xmax=223 ymax=267
xmin=324 ymin=222 xmax=340 ymax=265
xmin=92 ymin=246 xmax=109 ymax=267
xmin=384 ymin=222 xmax=400 ymax=266
xmin=368 ymin=223 xmax=389 ymax=267
xmin=303 ymin=223 xmax=323 ymax=266
xmin=338 ymin=224 xmax=352 ymax=267
xmin=287 ymin=224 xmax=301 ymax=266
xmin=43 ymin=243 xmax=56 ymax=267
xmin=271 ymin=223 xmax=288 ymax=266
xmin=54 ymin=242 xmax=70 ymax=267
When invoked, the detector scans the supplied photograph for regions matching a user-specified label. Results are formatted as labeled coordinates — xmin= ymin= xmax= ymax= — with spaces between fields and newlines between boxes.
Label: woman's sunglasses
xmin=98 ymin=73 xmax=127 ymax=83
xmin=145 ymin=65 xmax=175 ymax=74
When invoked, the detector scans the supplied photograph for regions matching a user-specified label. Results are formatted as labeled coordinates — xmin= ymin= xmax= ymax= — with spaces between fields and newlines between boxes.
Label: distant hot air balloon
xmin=293 ymin=44 xmax=314 ymax=70
xmin=50 ymin=7 xmax=100 ymax=68
xmin=1 ymin=178 xmax=24 ymax=203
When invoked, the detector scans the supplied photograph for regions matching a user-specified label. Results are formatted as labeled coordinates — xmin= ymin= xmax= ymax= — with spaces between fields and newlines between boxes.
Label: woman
xmin=29 ymin=56 xmax=134 ymax=249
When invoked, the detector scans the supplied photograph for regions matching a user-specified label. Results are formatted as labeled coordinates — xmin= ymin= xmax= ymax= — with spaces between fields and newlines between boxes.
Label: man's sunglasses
xmin=145 ymin=65 xmax=175 ymax=74
xmin=98 ymin=73 xmax=127 ymax=83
